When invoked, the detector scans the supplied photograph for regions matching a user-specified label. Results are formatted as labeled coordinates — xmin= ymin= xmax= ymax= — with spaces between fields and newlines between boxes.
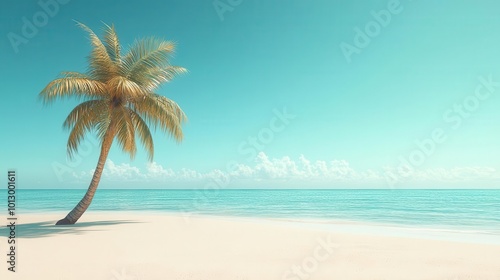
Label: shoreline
xmin=14 ymin=210 xmax=500 ymax=245
xmin=1 ymin=212 xmax=499 ymax=279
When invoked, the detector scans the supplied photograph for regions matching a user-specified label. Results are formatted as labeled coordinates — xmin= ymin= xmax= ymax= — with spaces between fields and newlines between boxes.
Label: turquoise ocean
xmin=13 ymin=189 xmax=500 ymax=239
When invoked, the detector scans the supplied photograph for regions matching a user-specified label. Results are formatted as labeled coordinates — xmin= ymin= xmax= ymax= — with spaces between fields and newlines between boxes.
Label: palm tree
xmin=40 ymin=22 xmax=187 ymax=225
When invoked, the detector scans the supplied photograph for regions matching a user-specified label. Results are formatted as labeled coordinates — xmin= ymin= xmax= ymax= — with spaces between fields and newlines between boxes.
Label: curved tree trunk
xmin=55 ymin=123 xmax=116 ymax=225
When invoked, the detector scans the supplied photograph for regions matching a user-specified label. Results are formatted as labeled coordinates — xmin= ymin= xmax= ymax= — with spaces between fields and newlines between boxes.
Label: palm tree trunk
xmin=55 ymin=123 xmax=116 ymax=225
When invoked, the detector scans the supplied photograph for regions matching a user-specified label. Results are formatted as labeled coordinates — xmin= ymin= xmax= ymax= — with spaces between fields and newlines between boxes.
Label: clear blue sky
xmin=1 ymin=0 xmax=500 ymax=189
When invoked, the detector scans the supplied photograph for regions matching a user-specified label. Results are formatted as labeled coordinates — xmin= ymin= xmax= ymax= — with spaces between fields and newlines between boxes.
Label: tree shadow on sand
xmin=0 ymin=219 xmax=142 ymax=239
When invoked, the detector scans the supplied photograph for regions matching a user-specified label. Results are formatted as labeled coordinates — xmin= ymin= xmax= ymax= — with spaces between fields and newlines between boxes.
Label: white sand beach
xmin=0 ymin=212 xmax=499 ymax=280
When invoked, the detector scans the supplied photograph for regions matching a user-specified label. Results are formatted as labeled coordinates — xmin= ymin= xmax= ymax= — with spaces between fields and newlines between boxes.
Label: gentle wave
xmin=14 ymin=189 xmax=500 ymax=235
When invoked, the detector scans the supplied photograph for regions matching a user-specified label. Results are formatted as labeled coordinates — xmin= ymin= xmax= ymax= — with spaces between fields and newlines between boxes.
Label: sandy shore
xmin=0 ymin=212 xmax=499 ymax=280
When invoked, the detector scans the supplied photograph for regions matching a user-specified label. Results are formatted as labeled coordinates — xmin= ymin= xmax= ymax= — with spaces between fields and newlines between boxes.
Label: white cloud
xmin=146 ymin=161 xmax=175 ymax=178
xmin=106 ymin=161 xmax=142 ymax=180
xmin=73 ymin=152 xmax=500 ymax=187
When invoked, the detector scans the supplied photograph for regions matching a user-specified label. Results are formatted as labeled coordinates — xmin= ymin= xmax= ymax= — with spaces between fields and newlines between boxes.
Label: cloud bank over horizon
xmin=68 ymin=152 xmax=500 ymax=189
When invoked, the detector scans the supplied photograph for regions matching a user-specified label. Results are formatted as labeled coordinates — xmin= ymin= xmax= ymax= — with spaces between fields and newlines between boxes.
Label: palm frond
xmin=107 ymin=76 xmax=147 ymax=100
xmin=112 ymin=107 xmax=137 ymax=159
xmin=75 ymin=21 xmax=117 ymax=81
xmin=131 ymin=93 xmax=186 ymax=142
xmin=60 ymin=71 xmax=91 ymax=78
xmin=64 ymin=99 xmax=109 ymax=158
xmin=39 ymin=73 xmax=107 ymax=104
xmin=130 ymin=109 xmax=154 ymax=161
xmin=102 ymin=23 xmax=121 ymax=63
xmin=140 ymin=66 xmax=187 ymax=91
xmin=121 ymin=38 xmax=176 ymax=83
